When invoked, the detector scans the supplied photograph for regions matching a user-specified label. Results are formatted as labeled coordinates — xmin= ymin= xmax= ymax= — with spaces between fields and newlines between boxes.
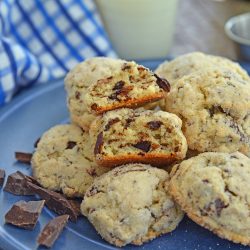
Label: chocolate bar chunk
xmin=0 ymin=169 xmax=5 ymax=187
xmin=4 ymin=171 xmax=37 ymax=195
xmin=28 ymin=182 xmax=78 ymax=222
xmin=5 ymin=200 xmax=45 ymax=230
xmin=38 ymin=215 xmax=69 ymax=248
xmin=15 ymin=152 xmax=33 ymax=164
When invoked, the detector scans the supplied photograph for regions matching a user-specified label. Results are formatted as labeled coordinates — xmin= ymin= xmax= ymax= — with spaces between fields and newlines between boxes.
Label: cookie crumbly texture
xmin=84 ymin=61 xmax=170 ymax=115
xmin=165 ymin=67 xmax=250 ymax=156
xmin=90 ymin=108 xmax=187 ymax=167
xmin=155 ymin=52 xmax=250 ymax=85
xmin=81 ymin=164 xmax=184 ymax=247
xmin=169 ymin=152 xmax=250 ymax=246
xmin=31 ymin=124 xmax=109 ymax=198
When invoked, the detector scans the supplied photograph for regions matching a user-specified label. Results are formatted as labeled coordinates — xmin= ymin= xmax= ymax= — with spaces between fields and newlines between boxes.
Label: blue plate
xmin=0 ymin=61 xmax=250 ymax=250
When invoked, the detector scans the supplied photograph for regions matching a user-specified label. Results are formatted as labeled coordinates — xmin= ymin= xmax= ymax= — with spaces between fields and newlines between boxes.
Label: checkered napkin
xmin=0 ymin=0 xmax=116 ymax=106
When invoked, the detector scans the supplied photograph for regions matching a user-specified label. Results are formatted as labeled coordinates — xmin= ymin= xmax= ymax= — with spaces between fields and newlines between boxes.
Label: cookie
xmin=155 ymin=52 xmax=249 ymax=85
xmin=81 ymin=163 xmax=184 ymax=247
xmin=165 ymin=67 xmax=250 ymax=156
xmin=65 ymin=57 xmax=127 ymax=130
xmin=65 ymin=58 xmax=164 ymax=130
xmin=84 ymin=61 xmax=170 ymax=115
xmin=169 ymin=152 xmax=250 ymax=246
xmin=90 ymin=108 xmax=187 ymax=167
xmin=31 ymin=124 xmax=109 ymax=198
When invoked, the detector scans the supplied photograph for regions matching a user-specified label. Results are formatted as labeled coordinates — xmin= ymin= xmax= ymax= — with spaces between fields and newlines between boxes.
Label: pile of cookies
xmin=31 ymin=52 xmax=250 ymax=247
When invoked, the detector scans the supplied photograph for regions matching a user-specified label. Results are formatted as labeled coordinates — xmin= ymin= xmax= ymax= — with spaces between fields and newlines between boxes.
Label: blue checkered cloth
xmin=0 ymin=0 xmax=116 ymax=105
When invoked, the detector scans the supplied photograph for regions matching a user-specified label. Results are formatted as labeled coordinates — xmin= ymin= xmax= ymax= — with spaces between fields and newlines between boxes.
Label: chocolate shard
xmin=4 ymin=171 xmax=38 ymax=195
xmin=27 ymin=182 xmax=78 ymax=222
xmin=5 ymin=200 xmax=45 ymax=230
xmin=0 ymin=169 xmax=5 ymax=187
xmin=214 ymin=198 xmax=228 ymax=216
xmin=112 ymin=81 xmax=125 ymax=91
xmin=147 ymin=121 xmax=163 ymax=130
xmin=37 ymin=215 xmax=69 ymax=248
xmin=66 ymin=141 xmax=77 ymax=149
xmin=68 ymin=199 xmax=82 ymax=217
xmin=154 ymin=74 xmax=170 ymax=92
xmin=94 ymin=132 xmax=103 ymax=155
xmin=34 ymin=138 xmax=41 ymax=148
xmin=15 ymin=152 xmax=33 ymax=164
xmin=133 ymin=141 xmax=151 ymax=152
xmin=104 ymin=118 xmax=120 ymax=131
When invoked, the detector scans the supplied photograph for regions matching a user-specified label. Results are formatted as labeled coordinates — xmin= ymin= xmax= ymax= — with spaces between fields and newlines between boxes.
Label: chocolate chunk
xmin=147 ymin=121 xmax=163 ymax=130
xmin=27 ymin=182 xmax=78 ymax=222
xmin=86 ymin=168 xmax=97 ymax=177
xmin=66 ymin=141 xmax=77 ymax=149
xmin=37 ymin=215 xmax=69 ymax=248
xmin=113 ymin=81 xmax=125 ymax=91
xmin=208 ymin=105 xmax=226 ymax=117
xmin=0 ymin=169 xmax=5 ymax=187
xmin=34 ymin=138 xmax=41 ymax=148
xmin=68 ymin=199 xmax=82 ymax=217
xmin=4 ymin=171 xmax=37 ymax=195
xmin=124 ymin=118 xmax=134 ymax=129
xmin=122 ymin=64 xmax=131 ymax=71
xmin=5 ymin=200 xmax=45 ymax=230
xmin=15 ymin=152 xmax=32 ymax=164
xmin=91 ymin=103 xmax=98 ymax=111
xmin=133 ymin=141 xmax=151 ymax=152
xmin=94 ymin=132 xmax=103 ymax=155
xmin=104 ymin=118 xmax=120 ymax=131
xmin=154 ymin=74 xmax=170 ymax=92
xmin=214 ymin=198 xmax=228 ymax=216
xmin=202 ymin=179 xmax=209 ymax=184
xmin=75 ymin=91 xmax=81 ymax=99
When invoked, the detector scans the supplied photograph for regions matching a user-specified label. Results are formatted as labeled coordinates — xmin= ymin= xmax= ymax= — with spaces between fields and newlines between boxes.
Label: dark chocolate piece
xmin=66 ymin=141 xmax=77 ymax=149
xmin=0 ymin=169 xmax=5 ymax=187
xmin=37 ymin=215 xmax=69 ymax=248
xmin=34 ymin=138 xmax=41 ymax=148
xmin=75 ymin=91 xmax=81 ymax=99
xmin=214 ymin=198 xmax=228 ymax=216
xmin=133 ymin=141 xmax=151 ymax=152
xmin=27 ymin=182 xmax=78 ymax=222
xmin=94 ymin=132 xmax=103 ymax=155
xmin=112 ymin=81 xmax=125 ymax=91
xmin=104 ymin=118 xmax=120 ymax=131
xmin=147 ymin=121 xmax=163 ymax=130
xmin=15 ymin=152 xmax=33 ymax=164
xmin=5 ymin=200 xmax=45 ymax=230
xmin=68 ymin=199 xmax=82 ymax=217
xmin=154 ymin=74 xmax=170 ymax=92
xmin=4 ymin=171 xmax=37 ymax=195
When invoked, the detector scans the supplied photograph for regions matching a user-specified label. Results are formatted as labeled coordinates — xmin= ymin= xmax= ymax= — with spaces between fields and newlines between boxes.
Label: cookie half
xmin=65 ymin=57 xmax=126 ymax=130
xmin=81 ymin=163 xmax=184 ymax=247
xmin=31 ymin=124 xmax=109 ymax=198
xmin=169 ymin=152 xmax=250 ymax=246
xmin=165 ymin=67 xmax=250 ymax=156
xmin=84 ymin=61 xmax=170 ymax=115
xmin=90 ymin=108 xmax=187 ymax=167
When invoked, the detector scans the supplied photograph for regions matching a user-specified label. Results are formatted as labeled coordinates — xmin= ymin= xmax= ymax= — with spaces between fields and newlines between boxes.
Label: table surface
xmin=170 ymin=0 xmax=250 ymax=60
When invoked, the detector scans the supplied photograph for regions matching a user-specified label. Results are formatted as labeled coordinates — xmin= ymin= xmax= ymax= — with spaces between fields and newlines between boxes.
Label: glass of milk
xmin=95 ymin=0 xmax=179 ymax=60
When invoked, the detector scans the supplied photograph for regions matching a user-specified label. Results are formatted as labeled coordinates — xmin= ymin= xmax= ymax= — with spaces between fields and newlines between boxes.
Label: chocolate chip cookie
xmin=165 ymin=67 xmax=250 ymax=156
xmin=31 ymin=124 xmax=109 ymax=198
xmin=81 ymin=163 xmax=184 ymax=247
xmin=90 ymin=108 xmax=187 ymax=167
xmin=169 ymin=152 xmax=250 ymax=246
